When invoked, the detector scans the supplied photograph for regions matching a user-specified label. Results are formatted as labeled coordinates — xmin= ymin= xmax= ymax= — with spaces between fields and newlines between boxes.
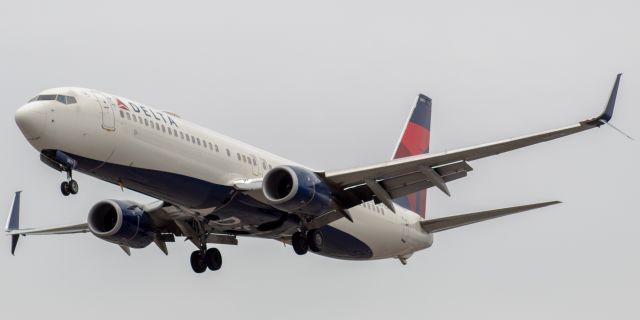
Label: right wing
xmin=5 ymin=191 xmax=90 ymax=255
xmin=5 ymin=192 xmax=237 ymax=255
xmin=324 ymin=74 xmax=623 ymax=211
xmin=6 ymin=224 xmax=89 ymax=236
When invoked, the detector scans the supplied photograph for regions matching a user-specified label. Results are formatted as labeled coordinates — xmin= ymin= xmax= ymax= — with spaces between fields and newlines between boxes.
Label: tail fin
xmin=391 ymin=94 xmax=432 ymax=218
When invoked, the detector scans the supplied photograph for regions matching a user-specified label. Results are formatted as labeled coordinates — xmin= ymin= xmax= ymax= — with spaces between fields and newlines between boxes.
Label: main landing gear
xmin=190 ymin=247 xmax=223 ymax=273
xmin=291 ymin=229 xmax=324 ymax=255
xmin=60 ymin=170 xmax=79 ymax=196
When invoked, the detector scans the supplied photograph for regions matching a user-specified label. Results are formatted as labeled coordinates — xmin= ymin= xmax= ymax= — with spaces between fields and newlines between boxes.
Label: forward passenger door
xmin=94 ymin=92 xmax=116 ymax=131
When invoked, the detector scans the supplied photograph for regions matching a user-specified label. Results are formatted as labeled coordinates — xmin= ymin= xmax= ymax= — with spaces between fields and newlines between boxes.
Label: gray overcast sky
xmin=1 ymin=1 xmax=638 ymax=319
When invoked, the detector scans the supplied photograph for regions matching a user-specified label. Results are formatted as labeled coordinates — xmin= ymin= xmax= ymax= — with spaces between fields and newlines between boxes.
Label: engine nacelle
xmin=87 ymin=200 xmax=155 ymax=248
xmin=262 ymin=166 xmax=333 ymax=215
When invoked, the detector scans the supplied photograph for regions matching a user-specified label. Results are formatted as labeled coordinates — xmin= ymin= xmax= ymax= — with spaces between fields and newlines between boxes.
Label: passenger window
xmin=56 ymin=95 xmax=67 ymax=104
xmin=132 ymin=114 xmax=137 ymax=122
xmin=173 ymin=130 xmax=178 ymax=137
xmin=185 ymin=133 xmax=190 ymax=141
xmin=252 ymin=158 xmax=257 ymax=166
xmin=161 ymin=125 xmax=166 ymax=133
xmin=215 ymin=144 xmax=219 ymax=152
xmin=262 ymin=160 xmax=267 ymax=170
xmin=227 ymin=149 xmax=231 ymax=157
xmin=180 ymin=132 xmax=184 ymax=139
xmin=197 ymin=138 xmax=201 ymax=146
xmin=67 ymin=96 xmax=77 ymax=104
xmin=208 ymin=142 xmax=213 ymax=150
xmin=191 ymin=136 xmax=196 ymax=144
xmin=120 ymin=110 xmax=125 ymax=118
xmin=237 ymin=153 xmax=241 ymax=161
xmin=155 ymin=123 xmax=160 ymax=130
xmin=242 ymin=155 xmax=246 ymax=162
xmin=144 ymin=119 xmax=149 ymax=126
xmin=126 ymin=113 xmax=131 ymax=120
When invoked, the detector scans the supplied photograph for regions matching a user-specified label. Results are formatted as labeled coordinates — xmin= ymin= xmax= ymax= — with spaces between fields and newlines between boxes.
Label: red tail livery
xmin=392 ymin=94 xmax=432 ymax=218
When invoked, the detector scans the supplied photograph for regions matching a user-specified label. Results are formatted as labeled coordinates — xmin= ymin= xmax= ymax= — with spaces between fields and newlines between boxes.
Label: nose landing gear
xmin=60 ymin=169 xmax=79 ymax=196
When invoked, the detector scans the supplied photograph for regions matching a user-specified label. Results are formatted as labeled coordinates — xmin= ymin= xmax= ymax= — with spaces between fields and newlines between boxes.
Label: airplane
xmin=5 ymin=74 xmax=622 ymax=273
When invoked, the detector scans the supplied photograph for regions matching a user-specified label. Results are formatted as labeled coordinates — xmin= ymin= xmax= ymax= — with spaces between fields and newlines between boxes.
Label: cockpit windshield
xmin=29 ymin=94 xmax=77 ymax=104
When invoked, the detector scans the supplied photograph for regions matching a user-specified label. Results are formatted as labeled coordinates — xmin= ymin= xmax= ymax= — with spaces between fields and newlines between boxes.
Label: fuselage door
xmin=94 ymin=93 xmax=116 ymax=131
xmin=401 ymin=215 xmax=409 ymax=243
xmin=250 ymin=154 xmax=260 ymax=176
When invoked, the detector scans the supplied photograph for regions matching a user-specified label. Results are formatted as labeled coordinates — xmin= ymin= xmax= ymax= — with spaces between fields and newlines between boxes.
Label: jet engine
xmin=262 ymin=166 xmax=334 ymax=215
xmin=87 ymin=200 xmax=155 ymax=248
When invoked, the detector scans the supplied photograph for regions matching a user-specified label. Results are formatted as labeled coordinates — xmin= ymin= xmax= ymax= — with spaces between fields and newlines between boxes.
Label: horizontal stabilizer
xmin=420 ymin=201 xmax=561 ymax=233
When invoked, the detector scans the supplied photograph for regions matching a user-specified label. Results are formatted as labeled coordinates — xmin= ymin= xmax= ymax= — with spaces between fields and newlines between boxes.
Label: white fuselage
xmin=15 ymin=87 xmax=433 ymax=260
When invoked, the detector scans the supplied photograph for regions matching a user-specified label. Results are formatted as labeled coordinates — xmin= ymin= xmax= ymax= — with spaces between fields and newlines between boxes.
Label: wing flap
xmin=421 ymin=201 xmax=561 ymax=233
xmin=339 ymin=170 xmax=468 ymax=208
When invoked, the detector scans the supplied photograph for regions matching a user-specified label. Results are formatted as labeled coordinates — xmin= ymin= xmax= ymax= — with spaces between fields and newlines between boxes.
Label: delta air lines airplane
xmin=6 ymin=75 xmax=622 ymax=273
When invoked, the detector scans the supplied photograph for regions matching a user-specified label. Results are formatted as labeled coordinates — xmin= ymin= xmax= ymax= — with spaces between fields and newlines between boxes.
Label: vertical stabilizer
xmin=392 ymin=95 xmax=432 ymax=218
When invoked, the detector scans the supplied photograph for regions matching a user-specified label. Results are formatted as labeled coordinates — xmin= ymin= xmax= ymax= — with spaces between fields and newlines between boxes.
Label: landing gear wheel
xmin=68 ymin=180 xmax=79 ymax=195
xmin=308 ymin=229 xmax=324 ymax=253
xmin=205 ymin=248 xmax=222 ymax=271
xmin=292 ymin=231 xmax=308 ymax=255
xmin=60 ymin=181 xmax=70 ymax=196
xmin=190 ymin=251 xmax=207 ymax=273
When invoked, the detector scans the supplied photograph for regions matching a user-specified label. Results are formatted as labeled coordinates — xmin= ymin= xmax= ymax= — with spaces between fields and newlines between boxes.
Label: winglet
xmin=596 ymin=73 xmax=622 ymax=124
xmin=6 ymin=191 xmax=21 ymax=255
xmin=5 ymin=191 xmax=21 ymax=232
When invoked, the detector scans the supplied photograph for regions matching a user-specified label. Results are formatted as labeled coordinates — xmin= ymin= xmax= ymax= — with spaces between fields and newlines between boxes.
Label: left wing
xmin=323 ymin=74 xmax=623 ymax=211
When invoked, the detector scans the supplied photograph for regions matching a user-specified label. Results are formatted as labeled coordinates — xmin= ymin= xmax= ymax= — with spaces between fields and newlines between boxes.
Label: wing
xmin=6 ymin=223 xmax=89 ymax=236
xmin=421 ymin=201 xmax=561 ymax=233
xmin=324 ymin=74 xmax=623 ymax=211
xmin=5 ymin=192 xmax=237 ymax=255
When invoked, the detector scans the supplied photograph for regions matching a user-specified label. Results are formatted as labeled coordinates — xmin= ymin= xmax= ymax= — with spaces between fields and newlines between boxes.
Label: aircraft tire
xmin=308 ymin=229 xmax=323 ymax=253
xmin=190 ymin=251 xmax=207 ymax=273
xmin=205 ymin=248 xmax=222 ymax=271
xmin=60 ymin=181 xmax=70 ymax=196
xmin=69 ymin=180 xmax=79 ymax=195
xmin=292 ymin=232 xmax=308 ymax=255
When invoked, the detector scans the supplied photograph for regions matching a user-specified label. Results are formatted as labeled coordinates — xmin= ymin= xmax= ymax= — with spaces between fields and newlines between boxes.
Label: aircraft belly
xmin=63 ymin=152 xmax=380 ymax=260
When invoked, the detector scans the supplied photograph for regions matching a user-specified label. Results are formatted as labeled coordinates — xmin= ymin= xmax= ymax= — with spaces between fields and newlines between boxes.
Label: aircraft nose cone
xmin=15 ymin=103 xmax=46 ymax=140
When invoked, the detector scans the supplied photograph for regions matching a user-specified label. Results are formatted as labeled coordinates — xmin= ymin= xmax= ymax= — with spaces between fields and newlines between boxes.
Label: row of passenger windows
xmin=29 ymin=94 xmax=77 ymax=104
xmin=119 ymin=110 xmax=274 ymax=171
xmin=361 ymin=201 xmax=386 ymax=215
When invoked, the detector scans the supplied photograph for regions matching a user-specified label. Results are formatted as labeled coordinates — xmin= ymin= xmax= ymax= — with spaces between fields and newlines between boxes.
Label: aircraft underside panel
xmin=64 ymin=151 xmax=374 ymax=260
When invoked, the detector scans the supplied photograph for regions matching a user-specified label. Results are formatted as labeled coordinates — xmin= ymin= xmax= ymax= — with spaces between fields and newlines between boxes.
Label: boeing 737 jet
xmin=6 ymin=75 xmax=622 ymax=273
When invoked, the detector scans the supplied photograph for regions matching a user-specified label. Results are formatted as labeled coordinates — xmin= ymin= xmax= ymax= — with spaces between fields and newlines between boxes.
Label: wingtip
xmin=597 ymin=73 xmax=622 ymax=123
xmin=10 ymin=234 xmax=19 ymax=256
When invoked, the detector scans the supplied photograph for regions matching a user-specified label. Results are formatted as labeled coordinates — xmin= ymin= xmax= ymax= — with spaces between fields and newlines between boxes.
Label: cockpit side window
xmin=37 ymin=95 xmax=57 ymax=101
xmin=30 ymin=94 xmax=77 ymax=104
